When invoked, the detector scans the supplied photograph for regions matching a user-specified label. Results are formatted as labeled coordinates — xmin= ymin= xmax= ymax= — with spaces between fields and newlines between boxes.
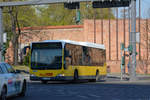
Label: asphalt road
xmin=9 ymin=78 xmax=150 ymax=100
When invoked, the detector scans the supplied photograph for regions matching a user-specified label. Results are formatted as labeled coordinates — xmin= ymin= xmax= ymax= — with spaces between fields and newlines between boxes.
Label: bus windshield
xmin=31 ymin=43 xmax=62 ymax=70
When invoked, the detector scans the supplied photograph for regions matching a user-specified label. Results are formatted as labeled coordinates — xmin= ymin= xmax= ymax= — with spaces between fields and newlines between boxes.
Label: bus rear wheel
xmin=95 ymin=71 xmax=99 ymax=82
xmin=89 ymin=71 xmax=99 ymax=82
xmin=74 ymin=70 xmax=78 ymax=81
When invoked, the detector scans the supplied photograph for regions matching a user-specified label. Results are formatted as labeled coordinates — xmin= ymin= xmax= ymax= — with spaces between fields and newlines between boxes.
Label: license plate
xmin=42 ymin=77 xmax=51 ymax=80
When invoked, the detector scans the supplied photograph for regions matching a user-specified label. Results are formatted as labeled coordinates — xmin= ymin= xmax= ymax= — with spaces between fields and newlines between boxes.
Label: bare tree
xmin=8 ymin=6 xmax=21 ymax=65
xmin=139 ymin=11 xmax=150 ymax=74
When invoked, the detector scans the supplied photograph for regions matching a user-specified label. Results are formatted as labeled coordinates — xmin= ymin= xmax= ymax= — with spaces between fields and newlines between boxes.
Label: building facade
xmin=5 ymin=19 xmax=150 ymax=74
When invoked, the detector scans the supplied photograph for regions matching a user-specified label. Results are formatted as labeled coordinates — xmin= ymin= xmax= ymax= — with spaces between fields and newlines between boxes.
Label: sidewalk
xmin=106 ymin=73 xmax=150 ymax=83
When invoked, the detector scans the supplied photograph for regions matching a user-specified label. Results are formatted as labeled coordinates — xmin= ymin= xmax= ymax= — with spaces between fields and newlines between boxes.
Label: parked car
xmin=0 ymin=62 xmax=26 ymax=100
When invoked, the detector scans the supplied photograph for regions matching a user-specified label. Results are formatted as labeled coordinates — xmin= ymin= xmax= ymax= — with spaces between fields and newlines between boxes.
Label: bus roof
xmin=32 ymin=40 xmax=105 ymax=50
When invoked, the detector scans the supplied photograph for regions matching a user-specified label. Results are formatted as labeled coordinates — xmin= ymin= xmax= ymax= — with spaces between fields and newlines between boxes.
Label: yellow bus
xmin=30 ymin=40 xmax=107 ymax=83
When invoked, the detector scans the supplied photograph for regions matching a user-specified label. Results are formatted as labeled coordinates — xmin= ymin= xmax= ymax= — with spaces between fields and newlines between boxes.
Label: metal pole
xmin=146 ymin=19 xmax=149 ymax=60
xmin=109 ymin=8 xmax=111 ymax=60
xmin=116 ymin=8 xmax=119 ymax=60
xmin=0 ymin=7 xmax=3 ymax=62
xmin=128 ymin=6 xmax=131 ymax=75
xmin=94 ymin=13 xmax=96 ymax=43
xmin=121 ymin=49 xmax=123 ymax=80
xmin=130 ymin=0 xmax=136 ymax=81
xmin=128 ymin=6 xmax=131 ymax=44
xmin=124 ymin=7 xmax=126 ymax=46
xmin=139 ymin=0 xmax=141 ymax=60
xmin=123 ymin=7 xmax=126 ymax=74
xmin=101 ymin=8 xmax=103 ymax=44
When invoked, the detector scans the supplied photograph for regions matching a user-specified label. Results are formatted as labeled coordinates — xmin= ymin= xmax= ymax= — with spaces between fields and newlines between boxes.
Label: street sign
xmin=136 ymin=32 xmax=140 ymax=43
xmin=3 ymin=33 xmax=7 ymax=43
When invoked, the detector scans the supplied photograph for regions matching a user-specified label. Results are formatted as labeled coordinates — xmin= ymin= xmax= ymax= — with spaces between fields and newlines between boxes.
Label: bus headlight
xmin=57 ymin=74 xmax=65 ymax=77
xmin=30 ymin=74 xmax=36 ymax=77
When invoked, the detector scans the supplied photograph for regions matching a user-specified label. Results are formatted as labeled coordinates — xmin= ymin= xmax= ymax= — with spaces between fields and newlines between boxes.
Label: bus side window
xmin=65 ymin=50 xmax=71 ymax=58
xmin=82 ymin=46 xmax=91 ymax=66
xmin=64 ymin=50 xmax=72 ymax=69
xmin=65 ymin=57 xmax=71 ymax=69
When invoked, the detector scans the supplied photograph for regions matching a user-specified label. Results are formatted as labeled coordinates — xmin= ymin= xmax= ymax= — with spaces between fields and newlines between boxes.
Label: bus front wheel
xmin=41 ymin=80 xmax=48 ymax=84
xmin=89 ymin=71 xmax=99 ymax=82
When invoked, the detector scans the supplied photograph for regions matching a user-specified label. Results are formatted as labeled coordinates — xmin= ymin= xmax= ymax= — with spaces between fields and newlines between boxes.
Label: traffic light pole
xmin=130 ymin=0 xmax=136 ymax=81
xmin=0 ymin=7 xmax=3 ymax=62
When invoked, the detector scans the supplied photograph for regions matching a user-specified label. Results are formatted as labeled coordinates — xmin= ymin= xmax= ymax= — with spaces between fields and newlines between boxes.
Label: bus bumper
xmin=30 ymin=76 xmax=73 ymax=81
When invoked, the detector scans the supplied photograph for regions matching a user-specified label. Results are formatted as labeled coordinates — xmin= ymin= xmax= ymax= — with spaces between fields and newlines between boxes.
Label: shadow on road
xmin=8 ymin=76 xmax=150 ymax=100
xmin=8 ymin=81 xmax=150 ymax=100
xmin=28 ymin=79 xmax=107 ymax=85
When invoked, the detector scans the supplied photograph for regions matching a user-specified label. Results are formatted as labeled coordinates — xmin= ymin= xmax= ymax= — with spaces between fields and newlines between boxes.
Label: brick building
xmin=5 ymin=19 xmax=150 ymax=74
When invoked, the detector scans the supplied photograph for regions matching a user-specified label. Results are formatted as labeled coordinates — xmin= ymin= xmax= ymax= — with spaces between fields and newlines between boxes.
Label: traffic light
xmin=121 ymin=43 xmax=125 ymax=50
xmin=64 ymin=2 xmax=80 ymax=23
xmin=136 ymin=52 xmax=138 ymax=56
xmin=76 ymin=9 xmax=80 ymax=24
xmin=128 ymin=45 xmax=133 ymax=52
xmin=64 ymin=2 xmax=80 ymax=9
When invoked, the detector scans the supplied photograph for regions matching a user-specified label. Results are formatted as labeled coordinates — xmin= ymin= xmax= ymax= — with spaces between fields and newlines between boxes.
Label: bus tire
xmin=19 ymin=81 xmax=26 ymax=97
xmin=0 ymin=86 xmax=7 ymax=100
xmin=95 ymin=71 xmax=99 ymax=82
xmin=74 ymin=70 xmax=78 ymax=81
xmin=41 ymin=80 xmax=48 ymax=84
xmin=89 ymin=70 xmax=99 ymax=82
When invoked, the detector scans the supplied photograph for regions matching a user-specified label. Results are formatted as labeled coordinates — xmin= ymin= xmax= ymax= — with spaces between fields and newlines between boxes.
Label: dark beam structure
xmin=93 ymin=0 xmax=131 ymax=8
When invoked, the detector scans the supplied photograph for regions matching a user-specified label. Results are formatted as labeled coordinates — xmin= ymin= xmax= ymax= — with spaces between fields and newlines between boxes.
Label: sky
xmin=140 ymin=0 xmax=150 ymax=18
xmin=115 ymin=0 xmax=150 ymax=19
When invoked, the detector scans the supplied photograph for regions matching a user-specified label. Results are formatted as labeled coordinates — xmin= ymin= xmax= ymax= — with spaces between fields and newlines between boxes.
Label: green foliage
xmin=1 ymin=1 xmax=115 ymax=28
xmin=36 ymin=3 xmax=115 ymax=25
xmin=80 ymin=2 xmax=114 ymax=19
xmin=36 ymin=4 xmax=76 ymax=26
xmin=3 ymin=6 xmax=39 ymax=30
xmin=2 ymin=1 xmax=115 ymax=29
xmin=17 ymin=6 xmax=39 ymax=27
xmin=2 ymin=3 xmax=39 ymax=62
